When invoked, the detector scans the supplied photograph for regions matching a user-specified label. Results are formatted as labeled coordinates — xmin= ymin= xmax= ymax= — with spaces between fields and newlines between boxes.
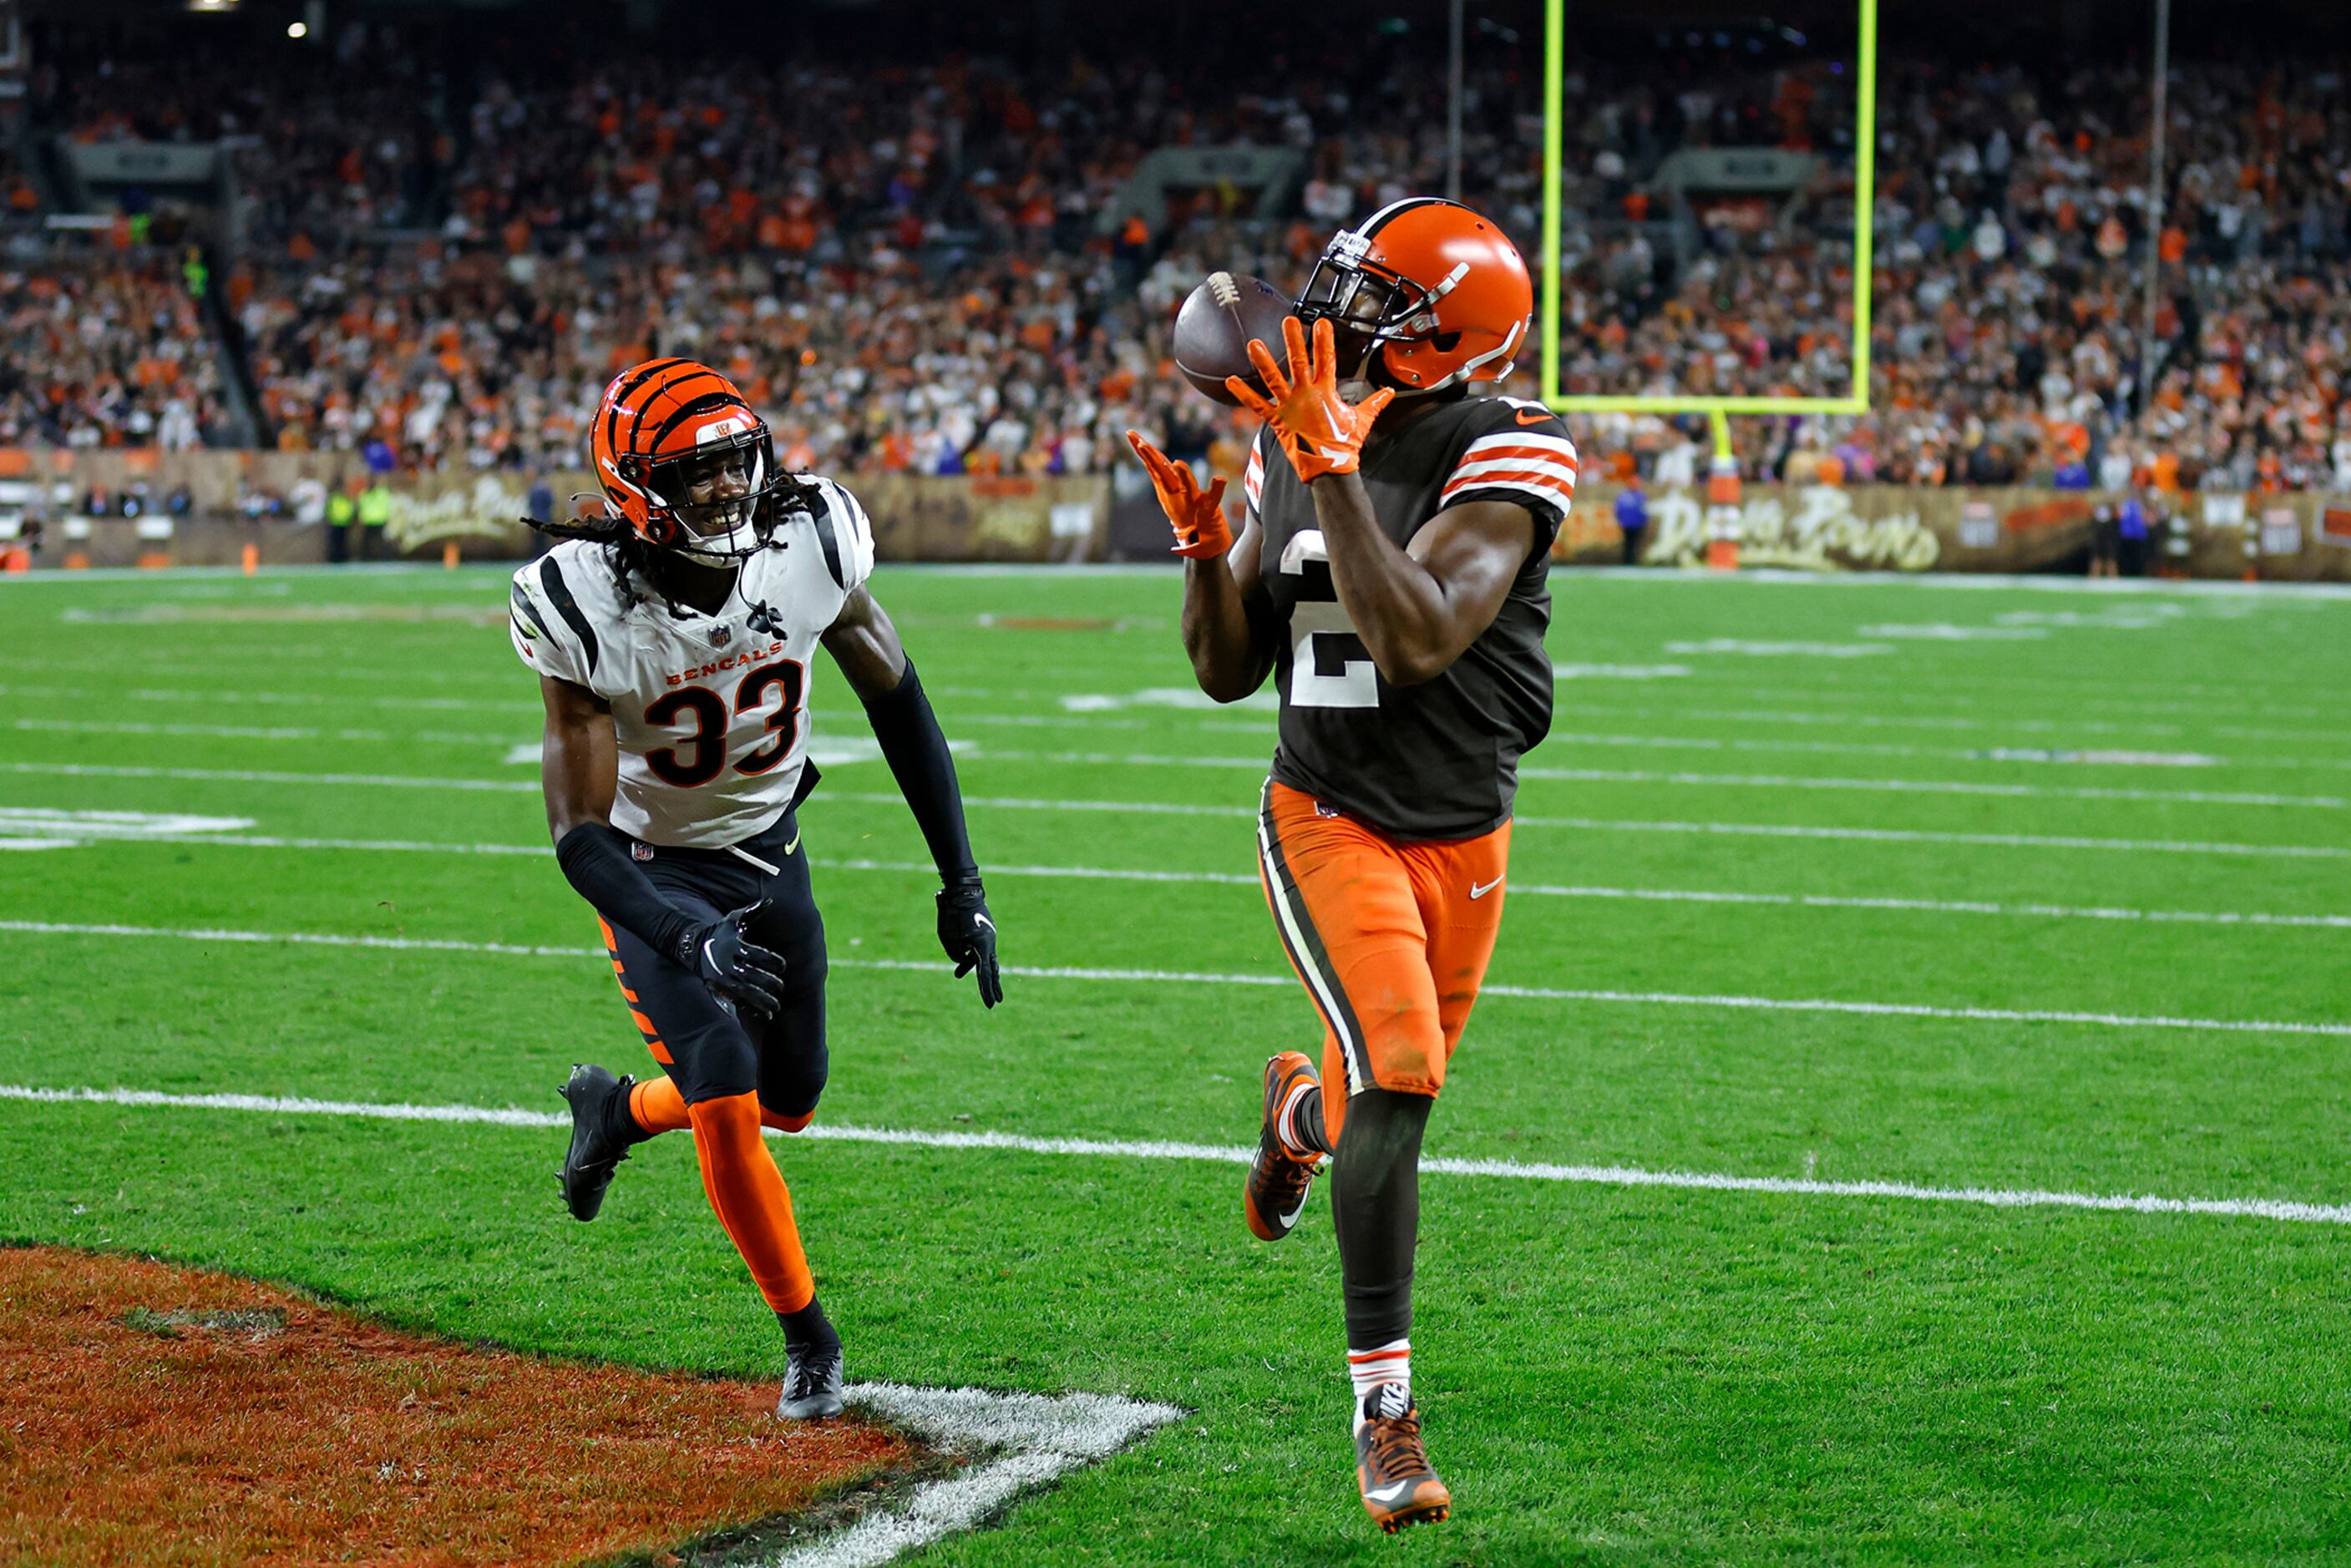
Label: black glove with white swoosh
xmin=936 ymin=873 xmax=1002 ymax=1009
xmin=676 ymin=901 xmax=788 ymax=1024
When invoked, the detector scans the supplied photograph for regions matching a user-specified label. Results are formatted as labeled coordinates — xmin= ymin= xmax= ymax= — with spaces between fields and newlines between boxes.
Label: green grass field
xmin=4 ymin=563 xmax=2349 ymax=1565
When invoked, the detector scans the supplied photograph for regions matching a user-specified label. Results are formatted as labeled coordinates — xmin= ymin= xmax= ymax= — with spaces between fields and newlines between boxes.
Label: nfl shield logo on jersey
xmin=631 ymin=842 xmax=654 ymax=862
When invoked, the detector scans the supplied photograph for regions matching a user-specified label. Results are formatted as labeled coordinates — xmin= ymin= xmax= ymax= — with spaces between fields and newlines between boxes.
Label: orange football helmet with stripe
xmin=590 ymin=358 xmax=809 ymax=561
xmin=1293 ymin=198 xmax=1533 ymax=394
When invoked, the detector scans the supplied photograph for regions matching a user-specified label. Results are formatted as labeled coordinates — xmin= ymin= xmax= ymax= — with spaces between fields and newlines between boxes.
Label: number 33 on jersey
xmin=509 ymin=477 xmax=877 ymax=849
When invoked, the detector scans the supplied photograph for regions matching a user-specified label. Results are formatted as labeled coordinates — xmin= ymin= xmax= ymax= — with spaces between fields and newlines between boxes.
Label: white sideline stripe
xmin=75 ymin=836 xmax=2351 ymax=930
xmin=982 ymin=751 xmax=2348 ymax=810
xmin=3 ymin=919 xmax=2344 ymax=1038
xmin=7 ymin=1083 xmax=2348 ymax=1229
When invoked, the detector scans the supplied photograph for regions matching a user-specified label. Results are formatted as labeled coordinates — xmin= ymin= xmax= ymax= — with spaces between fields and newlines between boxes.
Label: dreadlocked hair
xmin=521 ymin=507 xmax=655 ymax=613
xmin=522 ymin=501 xmax=794 ymax=619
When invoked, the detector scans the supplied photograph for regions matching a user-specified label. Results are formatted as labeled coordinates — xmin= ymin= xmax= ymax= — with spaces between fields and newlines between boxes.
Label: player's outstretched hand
xmin=1124 ymin=431 xmax=1233 ymax=559
xmin=936 ymin=874 xmax=1002 ymax=1009
xmin=1226 ymin=316 xmax=1392 ymax=482
xmin=680 ymin=901 xmax=788 ymax=1024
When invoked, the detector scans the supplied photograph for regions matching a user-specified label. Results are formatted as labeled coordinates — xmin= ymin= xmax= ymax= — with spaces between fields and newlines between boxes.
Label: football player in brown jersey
xmin=1127 ymin=199 xmax=1573 ymax=1532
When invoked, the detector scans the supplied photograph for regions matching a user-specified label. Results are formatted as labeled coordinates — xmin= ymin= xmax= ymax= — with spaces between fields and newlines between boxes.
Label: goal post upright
xmin=1538 ymin=0 xmax=1879 ymax=422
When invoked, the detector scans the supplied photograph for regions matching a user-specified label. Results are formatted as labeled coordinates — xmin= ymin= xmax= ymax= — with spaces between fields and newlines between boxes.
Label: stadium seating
xmin=17 ymin=28 xmax=2351 ymax=493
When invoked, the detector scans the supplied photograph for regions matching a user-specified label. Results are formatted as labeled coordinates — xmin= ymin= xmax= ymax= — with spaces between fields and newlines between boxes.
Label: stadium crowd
xmin=18 ymin=21 xmax=2351 ymax=493
xmin=0 ymin=240 xmax=231 ymax=451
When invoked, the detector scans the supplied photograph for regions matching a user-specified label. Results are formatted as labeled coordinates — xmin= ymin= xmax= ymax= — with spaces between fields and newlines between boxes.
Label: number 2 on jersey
xmin=1278 ymin=529 xmax=1379 ymax=709
xmin=643 ymin=660 xmax=805 ymax=787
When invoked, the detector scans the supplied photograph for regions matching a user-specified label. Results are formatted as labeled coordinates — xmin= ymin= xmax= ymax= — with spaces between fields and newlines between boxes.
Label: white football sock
xmin=1348 ymin=1338 xmax=1411 ymax=1414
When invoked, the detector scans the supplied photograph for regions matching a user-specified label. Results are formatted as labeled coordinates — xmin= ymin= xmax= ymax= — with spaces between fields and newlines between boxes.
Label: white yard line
xmin=18 ymin=708 xmax=2351 ymax=774
xmin=974 ymin=751 xmax=2348 ymax=809
xmin=0 ymin=682 xmax=538 ymax=714
xmin=3 ymin=768 xmax=2337 ymax=859
xmin=19 ymin=741 xmax=2351 ymax=816
xmin=0 ymin=762 xmax=540 ymax=792
xmin=8 ymin=717 xmax=528 ymax=746
xmin=3 ymin=919 xmax=2343 ymax=1038
xmin=6 ymin=1082 xmax=2348 ymax=1228
xmin=48 ymin=836 xmax=2351 ymax=930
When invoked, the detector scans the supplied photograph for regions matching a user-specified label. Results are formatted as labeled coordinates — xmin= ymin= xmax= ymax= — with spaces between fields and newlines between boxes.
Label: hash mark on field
xmin=8 ymin=1083 xmax=2348 ymax=1229
xmin=2 ymin=919 xmax=2345 ymax=1039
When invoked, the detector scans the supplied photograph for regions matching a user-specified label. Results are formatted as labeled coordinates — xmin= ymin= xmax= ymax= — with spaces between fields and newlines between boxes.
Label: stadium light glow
xmin=288 ymin=21 xmax=307 ymax=38
xmin=1540 ymin=0 xmax=1877 ymax=417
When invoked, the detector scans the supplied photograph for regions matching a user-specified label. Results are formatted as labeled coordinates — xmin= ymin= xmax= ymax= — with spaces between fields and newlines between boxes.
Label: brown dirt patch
xmin=0 ymin=1247 xmax=918 ymax=1567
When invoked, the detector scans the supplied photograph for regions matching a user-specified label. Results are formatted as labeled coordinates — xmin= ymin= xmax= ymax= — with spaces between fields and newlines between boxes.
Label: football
xmin=1171 ymin=271 xmax=1295 ymax=405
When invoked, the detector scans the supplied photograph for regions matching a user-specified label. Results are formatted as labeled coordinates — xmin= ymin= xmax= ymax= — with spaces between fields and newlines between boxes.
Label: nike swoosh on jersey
xmin=1514 ymin=408 xmax=1553 ymax=425
xmin=782 ymin=829 xmax=801 ymax=856
xmin=1469 ymin=877 xmax=1504 ymax=899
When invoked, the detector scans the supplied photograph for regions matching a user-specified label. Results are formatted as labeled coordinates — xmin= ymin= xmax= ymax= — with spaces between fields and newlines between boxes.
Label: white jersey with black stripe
xmin=509 ymin=475 xmax=876 ymax=849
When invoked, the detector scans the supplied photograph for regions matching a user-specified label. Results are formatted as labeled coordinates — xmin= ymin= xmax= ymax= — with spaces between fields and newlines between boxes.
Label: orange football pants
xmin=1254 ymin=780 xmax=1510 ymax=1149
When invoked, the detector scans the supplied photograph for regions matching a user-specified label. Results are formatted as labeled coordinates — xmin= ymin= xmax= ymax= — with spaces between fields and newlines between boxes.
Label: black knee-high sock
xmin=1330 ymin=1088 xmax=1431 ymax=1356
xmin=1286 ymin=1083 xmax=1333 ymax=1158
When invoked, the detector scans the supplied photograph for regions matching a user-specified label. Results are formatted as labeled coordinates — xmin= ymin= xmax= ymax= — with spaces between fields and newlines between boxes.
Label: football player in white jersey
xmin=510 ymin=358 xmax=1002 ymax=1420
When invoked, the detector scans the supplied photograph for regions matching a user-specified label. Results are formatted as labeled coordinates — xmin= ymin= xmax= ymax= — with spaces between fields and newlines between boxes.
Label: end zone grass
xmin=3 ymin=565 xmax=2349 ymax=1564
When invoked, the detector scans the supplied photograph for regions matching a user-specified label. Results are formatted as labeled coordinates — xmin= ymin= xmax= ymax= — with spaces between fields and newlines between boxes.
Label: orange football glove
xmin=1125 ymin=431 xmax=1234 ymax=559
xmin=1228 ymin=316 xmax=1395 ymax=483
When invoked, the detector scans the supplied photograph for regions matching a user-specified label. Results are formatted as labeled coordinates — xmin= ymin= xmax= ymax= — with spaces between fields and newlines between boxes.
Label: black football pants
xmin=596 ymin=810 xmax=828 ymax=1119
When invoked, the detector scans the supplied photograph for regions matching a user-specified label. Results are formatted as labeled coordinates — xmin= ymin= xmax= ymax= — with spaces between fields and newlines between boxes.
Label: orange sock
xmin=628 ymin=1075 xmax=691 ymax=1136
xmin=686 ymin=1091 xmax=816 ymax=1315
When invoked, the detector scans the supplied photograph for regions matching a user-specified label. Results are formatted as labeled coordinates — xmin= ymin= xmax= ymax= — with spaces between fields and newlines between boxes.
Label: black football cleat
xmin=557 ymin=1063 xmax=634 ymax=1222
xmin=1355 ymin=1383 xmax=1451 ymax=1533
xmin=1244 ymin=1050 xmax=1325 ymax=1242
xmin=777 ymin=1342 xmax=845 ymax=1420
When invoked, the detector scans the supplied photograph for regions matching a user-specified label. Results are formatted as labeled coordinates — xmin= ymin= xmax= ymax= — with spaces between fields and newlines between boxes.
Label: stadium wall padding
xmin=23 ymin=458 xmax=1110 ymax=569
xmin=17 ymin=450 xmax=2350 ymax=581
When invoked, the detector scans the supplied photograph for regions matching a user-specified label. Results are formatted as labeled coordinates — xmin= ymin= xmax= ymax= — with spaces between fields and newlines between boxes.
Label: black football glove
xmin=674 ymin=900 xmax=788 ymax=1024
xmin=936 ymin=874 xmax=1002 ymax=1009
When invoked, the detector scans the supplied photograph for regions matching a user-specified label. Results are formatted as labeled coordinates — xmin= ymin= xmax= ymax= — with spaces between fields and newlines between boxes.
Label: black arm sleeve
xmin=861 ymin=659 xmax=978 ymax=883
xmin=555 ymin=822 xmax=699 ymax=960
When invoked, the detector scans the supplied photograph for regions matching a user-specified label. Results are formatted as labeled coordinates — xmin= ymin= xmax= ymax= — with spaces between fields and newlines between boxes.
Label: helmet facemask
xmin=1295 ymin=227 xmax=1474 ymax=397
xmin=635 ymin=427 xmax=804 ymax=564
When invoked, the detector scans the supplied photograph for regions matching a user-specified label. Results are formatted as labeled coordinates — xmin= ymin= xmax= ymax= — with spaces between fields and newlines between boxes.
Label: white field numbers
xmin=1278 ymin=529 xmax=1379 ymax=709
